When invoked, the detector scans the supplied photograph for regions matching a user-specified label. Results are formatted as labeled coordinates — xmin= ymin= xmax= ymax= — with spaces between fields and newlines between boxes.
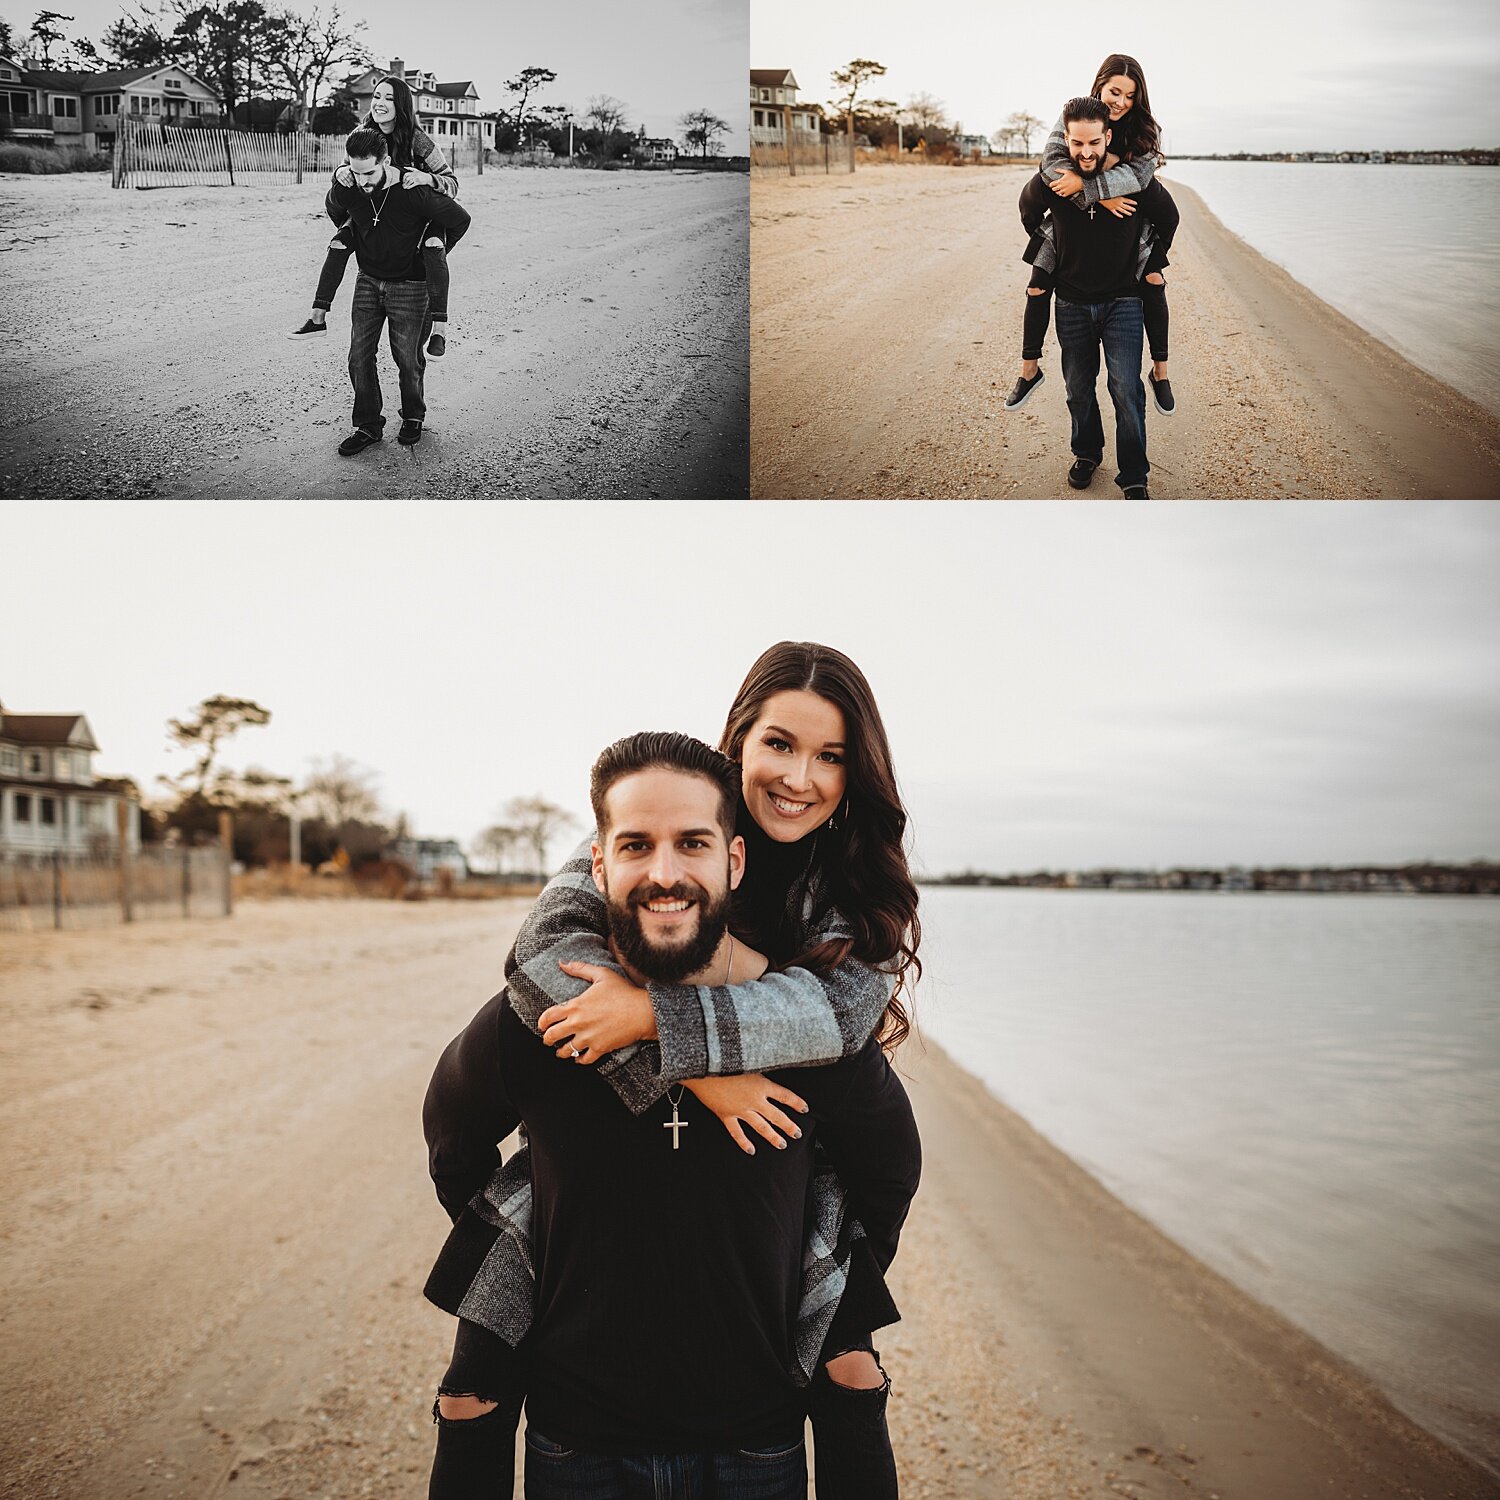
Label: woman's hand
xmin=683 ymin=1074 xmax=810 ymax=1155
xmin=1049 ymin=169 xmax=1084 ymax=197
xmin=400 ymin=167 xmax=433 ymax=189
xmin=1101 ymin=196 xmax=1137 ymax=218
xmin=333 ymin=163 xmax=354 ymax=187
xmin=539 ymin=963 xmax=656 ymax=1062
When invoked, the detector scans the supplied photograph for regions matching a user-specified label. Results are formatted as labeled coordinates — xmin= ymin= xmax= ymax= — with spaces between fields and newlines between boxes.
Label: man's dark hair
xmin=1062 ymin=96 xmax=1110 ymax=129
xmin=345 ymin=126 xmax=389 ymax=161
xmin=590 ymin=731 xmax=739 ymax=839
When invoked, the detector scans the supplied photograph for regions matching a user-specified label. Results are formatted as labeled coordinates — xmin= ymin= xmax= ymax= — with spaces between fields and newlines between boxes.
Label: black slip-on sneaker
xmin=1067 ymin=458 xmax=1099 ymax=490
xmin=1122 ymin=484 xmax=1151 ymax=499
xmin=397 ymin=419 xmax=423 ymax=446
xmin=427 ymin=331 xmax=446 ymax=358
xmin=1003 ymin=368 xmax=1045 ymax=411
xmin=338 ymin=427 xmax=382 ymax=456
xmin=1148 ymin=371 xmax=1175 ymax=415
xmin=288 ymin=318 xmax=328 ymax=340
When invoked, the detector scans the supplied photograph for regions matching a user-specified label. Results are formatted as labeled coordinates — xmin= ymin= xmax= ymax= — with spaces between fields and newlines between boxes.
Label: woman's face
xmin=1099 ymin=74 xmax=1136 ymax=122
xmin=740 ymin=690 xmax=849 ymax=844
xmin=372 ymin=83 xmax=397 ymax=126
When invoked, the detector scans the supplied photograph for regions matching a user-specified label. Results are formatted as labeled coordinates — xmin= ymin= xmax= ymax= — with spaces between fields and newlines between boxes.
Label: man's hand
xmin=1101 ymin=196 xmax=1137 ymax=217
xmin=333 ymin=163 xmax=354 ymax=187
xmin=683 ymin=1074 xmax=809 ymax=1154
xmin=1144 ymin=271 xmax=1165 ymax=284
xmin=399 ymin=167 xmax=433 ymax=189
xmin=1049 ymin=168 xmax=1084 ymax=197
xmin=539 ymin=963 xmax=656 ymax=1062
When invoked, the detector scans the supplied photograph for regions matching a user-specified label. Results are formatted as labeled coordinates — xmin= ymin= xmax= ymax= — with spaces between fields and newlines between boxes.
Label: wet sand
xmin=0 ymin=169 xmax=747 ymax=499
xmin=0 ymin=900 xmax=1493 ymax=1497
xmin=750 ymin=164 xmax=1500 ymax=499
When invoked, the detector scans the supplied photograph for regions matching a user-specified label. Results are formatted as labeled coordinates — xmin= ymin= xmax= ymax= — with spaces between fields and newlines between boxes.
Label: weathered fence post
xmin=295 ymin=129 xmax=303 ymax=184
xmin=182 ymin=847 xmax=191 ymax=917
xmin=52 ymin=850 xmax=63 ymax=930
xmin=782 ymin=105 xmax=794 ymax=178
xmin=116 ymin=800 xmax=133 ymax=923
xmin=111 ymin=126 xmax=123 ymax=189
xmin=224 ymin=131 xmax=235 ymax=186
xmin=219 ymin=810 xmax=234 ymax=916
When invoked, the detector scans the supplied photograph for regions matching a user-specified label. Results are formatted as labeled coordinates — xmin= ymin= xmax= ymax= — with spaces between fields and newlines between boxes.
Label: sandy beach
xmin=0 ymin=899 xmax=1494 ymax=1499
xmin=750 ymin=164 xmax=1500 ymax=500
xmin=0 ymin=169 xmax=747 ymax=500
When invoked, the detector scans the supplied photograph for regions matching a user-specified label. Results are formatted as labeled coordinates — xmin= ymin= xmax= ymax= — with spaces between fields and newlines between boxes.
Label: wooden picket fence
xmin=111 ymin=118 xmax=346 ymax=188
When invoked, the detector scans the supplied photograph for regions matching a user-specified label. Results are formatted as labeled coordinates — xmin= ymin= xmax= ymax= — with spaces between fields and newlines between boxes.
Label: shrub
xmin=0 ymin=142 xmax=111 ymax=174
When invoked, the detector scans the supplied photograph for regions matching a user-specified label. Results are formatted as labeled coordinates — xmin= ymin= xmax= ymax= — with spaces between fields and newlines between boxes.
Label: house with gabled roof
xmin=750 ymin=68 xmax=821 ymax=146
xmin=0 ymin=60 xmax=223 ymax=150
xmin=0 ymin=703 xmax=140 ymax=856
xmin=341 ymin=57 xmax=495 ymax=152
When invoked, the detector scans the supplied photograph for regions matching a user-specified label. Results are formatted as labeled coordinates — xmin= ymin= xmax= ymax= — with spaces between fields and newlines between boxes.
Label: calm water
xmin=918 ymin=887 xmax=1500 ymax=1477
xmin=1159 ymin=161 xmax=1500 ymax=417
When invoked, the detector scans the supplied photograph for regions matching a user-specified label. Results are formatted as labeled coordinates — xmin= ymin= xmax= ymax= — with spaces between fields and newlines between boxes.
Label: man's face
xmin=1065 ymin=118 xmax=1111 ymax=177
xmin=591 ymin=767 xmax=745 ymax=985
xmin=346 ymin=154 xmax=387 ymax=193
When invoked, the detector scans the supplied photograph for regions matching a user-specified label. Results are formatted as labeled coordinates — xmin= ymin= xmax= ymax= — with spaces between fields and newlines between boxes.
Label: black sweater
xmin=424 ymin=990 xmax=920 ymax=1455
xmin=1020 ymin=171 xmax=1178 ymax=303
xmin=325 ymin=176 xmax=471 ymax=282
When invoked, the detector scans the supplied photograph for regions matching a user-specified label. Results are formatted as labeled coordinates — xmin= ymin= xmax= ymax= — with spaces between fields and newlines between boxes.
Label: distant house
xmin=342 ymin=57 xmax=495 ymax=151
xmin=643 ymin=135 xmax=677 ymax=162
xmin=0 ymin=61 xmax=223 ymax=150
xmin=952 ymin=133 xmax=992 ymax=157
xmin=750 ymin=68 xmax=821 ymax=146
xmin=0 ymin=704 xmax=140 ymax=857
xmin=387 ymin=837 xmax=468 ymax=881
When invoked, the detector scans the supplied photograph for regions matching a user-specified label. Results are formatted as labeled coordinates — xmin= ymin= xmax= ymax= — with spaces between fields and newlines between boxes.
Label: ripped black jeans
xmin=1022 ymin=269 xmax=1169 ymax=364
xmin=313 ymin=224 xmax=452 ymax=321
xmin=428 ymin=1320 xmax=898 ymax=1500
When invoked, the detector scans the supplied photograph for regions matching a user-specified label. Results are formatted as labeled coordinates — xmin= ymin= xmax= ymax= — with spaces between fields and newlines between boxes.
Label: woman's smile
xmin=741 ymin=690 xmax=848 ymax=844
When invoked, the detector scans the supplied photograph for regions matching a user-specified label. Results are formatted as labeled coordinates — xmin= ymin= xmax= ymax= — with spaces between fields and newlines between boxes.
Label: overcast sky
xmin=752 ymin=0 xmax=1500 ymax=154
xmin=6 ymin=502 xmax=1498 ymax=875
xmin=30 ymin=0 xmax=747 ymax=149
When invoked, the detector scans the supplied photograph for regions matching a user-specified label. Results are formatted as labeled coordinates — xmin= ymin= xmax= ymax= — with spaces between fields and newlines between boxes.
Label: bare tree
xmin=1005 ymin=110 xmax=1046 ymax=155
xmin=905 ymin=90 xmax=947 ymax=133
xmin=503 ymin=64 xmax=556 ymax=146
xmin=677 ymin=106 xmax=729 ymax=159
xmin=301 ymin=753 xmax=381 ymax=828
xmin=501 ymin=794 xmax=577 ymax=876
xmin=165 ymin=694 xmax=272 ymax=798
xmin=584 ymin=92 xmax=628 ymax=135
xmin=473 ymin=823 xmax=522 ymax=874
xmin=267 ymin=3 xmax=367 ymax=129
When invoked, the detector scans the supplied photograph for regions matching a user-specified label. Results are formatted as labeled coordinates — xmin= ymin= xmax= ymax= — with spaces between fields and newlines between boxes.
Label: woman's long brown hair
xmin=721 ymin=641 xmax=921 ymax=1051
xmin=1090 ymin=53 xmax=1163 ymax=165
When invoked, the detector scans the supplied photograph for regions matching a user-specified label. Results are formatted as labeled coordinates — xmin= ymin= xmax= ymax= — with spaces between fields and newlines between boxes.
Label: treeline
xmin=123 ymin=693 xmax=573 ymax=878
xmin=923 ymin=863 xmax=1500 ymax=895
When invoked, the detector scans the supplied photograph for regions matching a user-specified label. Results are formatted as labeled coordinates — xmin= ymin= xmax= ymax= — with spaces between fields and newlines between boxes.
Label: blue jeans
xmin=1055 ymin=295 xmax=1148 ymax=491
xmin=348 ymin=271 xmax=430 ymax=433
xmin=523 ymin=1427 xmax=806 ymax=1500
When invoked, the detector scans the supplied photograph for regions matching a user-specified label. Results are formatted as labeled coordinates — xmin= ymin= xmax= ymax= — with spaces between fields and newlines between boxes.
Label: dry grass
xmin=232 ymin=864 xmax=542 ymax=902
xmin=0 ymin=142 xmax=110 ymax=174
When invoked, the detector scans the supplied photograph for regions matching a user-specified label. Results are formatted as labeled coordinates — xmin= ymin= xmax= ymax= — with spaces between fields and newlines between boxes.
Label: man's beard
xmin=604 ymin=879 xmax=732 ymax=985
xmin=1072 ymin=155 xmax=1102 ymax=177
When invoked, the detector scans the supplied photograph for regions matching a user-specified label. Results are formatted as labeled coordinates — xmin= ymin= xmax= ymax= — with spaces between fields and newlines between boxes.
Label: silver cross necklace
xmin=370 ymin=180 xmax=393 ymax=228
xmin=664 ymin=935 xmax=734 ymax=1150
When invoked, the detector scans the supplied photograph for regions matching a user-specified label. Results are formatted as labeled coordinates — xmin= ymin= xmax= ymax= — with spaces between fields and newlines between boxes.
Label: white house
xmin=387 ymin=836 xmax=468 ymax=881
xmin=750 ymin=68 xmax=821 ymax=146
xmin=4 ymin=62 xmax=222 ymax=150
xmin=0 ymin=704 xmax=140 ymax=857
xmin=343 ymin=58 xmax=495 ymax=150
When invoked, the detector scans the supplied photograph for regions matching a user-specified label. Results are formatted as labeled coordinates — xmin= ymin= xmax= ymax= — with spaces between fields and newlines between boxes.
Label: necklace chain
xmin=664 ymin=935 xmax=735 ymax=1140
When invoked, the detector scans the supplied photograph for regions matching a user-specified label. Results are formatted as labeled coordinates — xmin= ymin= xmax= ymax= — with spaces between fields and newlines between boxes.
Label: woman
xmin=287 ymin=76 xmax=459 ymax=357
xmin=424 ymin=641 xmax=922 ymax=1499
xmin=1004 ymin=54 xmax=1179 ymax=415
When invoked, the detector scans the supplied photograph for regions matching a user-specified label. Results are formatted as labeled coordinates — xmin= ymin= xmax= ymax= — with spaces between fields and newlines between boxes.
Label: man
xmin=1016 ymin=96 xmax=1179 ymax=499
xmin=328 ymin=126 xmax=470 ymax=456
xmin=423 ymin=732 xmax=920 ymax=1499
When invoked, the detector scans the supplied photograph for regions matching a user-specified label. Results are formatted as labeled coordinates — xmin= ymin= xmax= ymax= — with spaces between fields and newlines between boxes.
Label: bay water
xmin=1158 ymin=161 xmax=1500 ymax=417
xmin=918 ymin=886 xmax=1500 ymax=1476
